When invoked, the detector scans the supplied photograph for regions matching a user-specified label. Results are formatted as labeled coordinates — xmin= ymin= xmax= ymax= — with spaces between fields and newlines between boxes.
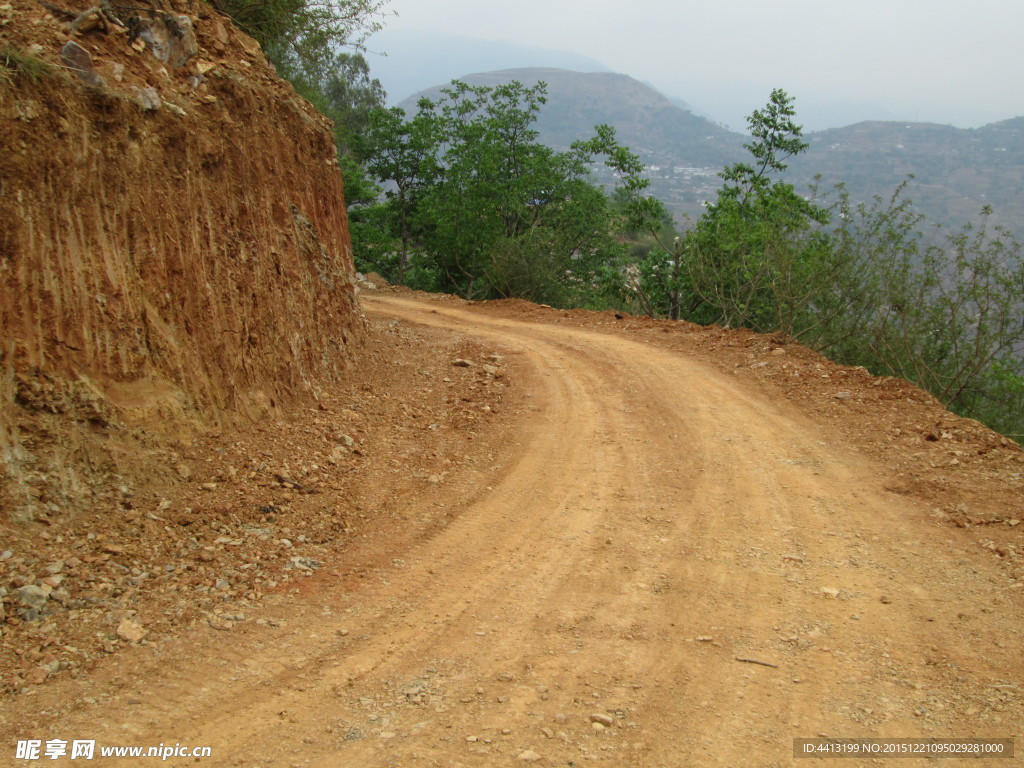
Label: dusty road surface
xmin=3 ymin=293 xmax=1021 ymax=767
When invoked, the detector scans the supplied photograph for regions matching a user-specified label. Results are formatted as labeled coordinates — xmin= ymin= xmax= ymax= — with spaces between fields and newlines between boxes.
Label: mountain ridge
xmin=400 ymin=67 xmax=1024 ymax=235
xmin=397 ymin=67 xmax=741 ymax=169
xmin=372 ymin=30 xmax=611 ymax=108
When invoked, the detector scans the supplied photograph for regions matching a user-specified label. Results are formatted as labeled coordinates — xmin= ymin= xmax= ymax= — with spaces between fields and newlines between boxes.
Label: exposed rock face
xmin=132 ymin=12 xmax=198 ymax=68
xmin=59 ymin=39 xmax=104 ymax=85
xmin=0 ymin=0 xmax=363 ymax=520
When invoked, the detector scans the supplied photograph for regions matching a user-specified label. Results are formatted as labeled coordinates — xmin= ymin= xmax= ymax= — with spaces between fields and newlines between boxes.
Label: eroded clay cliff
xmin=0 ymin=0 xmax=363 ymax=521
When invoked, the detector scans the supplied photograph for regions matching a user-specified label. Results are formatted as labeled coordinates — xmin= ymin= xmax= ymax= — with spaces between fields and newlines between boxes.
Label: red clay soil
xmin=0 ymin=287 xmax=1020 ymax=767
xmin=1 ymin=0 xmax=362 ymax=526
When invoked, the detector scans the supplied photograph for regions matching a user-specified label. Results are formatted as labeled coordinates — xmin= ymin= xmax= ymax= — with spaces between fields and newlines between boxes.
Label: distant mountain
xmin=398 ymin=68 xmax=1024 ymax=236
xmin=793 ymin=100 xmax=902 ymax=133
xmin=369 ymin=30 xmax=611 ymax=106
xmin=790 ymin=118 xmax=1024 ymax=238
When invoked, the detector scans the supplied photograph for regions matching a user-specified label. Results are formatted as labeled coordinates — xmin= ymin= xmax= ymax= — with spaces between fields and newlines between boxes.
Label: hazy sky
xmin=374 ymin=0 xmax=1023 ymax=131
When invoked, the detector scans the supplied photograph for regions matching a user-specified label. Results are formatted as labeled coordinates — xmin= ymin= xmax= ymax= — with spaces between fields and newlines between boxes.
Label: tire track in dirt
xmin=4 ymin=293 xmax=1020 ymax=767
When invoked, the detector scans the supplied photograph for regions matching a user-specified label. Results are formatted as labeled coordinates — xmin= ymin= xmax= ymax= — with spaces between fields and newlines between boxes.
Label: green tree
xmin=211 ymin=0 xmax=391 ymax=70
xmin=609 ymin=87 xmax=1024 ymax=440
xmin=362 ymin=80 xmax=635 ymax=303
xmin=567 ymin=125 xmax=682 ymax=315
xmin=685 ymin=88 xmax=833 ymax=334
xmin=355 ymin=101 xmax=444 ymax=284
xmin=211 ymin=0 xmax=392 ymax=163
xmin=277 ymin=51 xmax=386 ymax=155
xmin=828 ymin=198 xmax=1024 ymax=438
xmin=419 ymin=80 xmax=555 ymax=298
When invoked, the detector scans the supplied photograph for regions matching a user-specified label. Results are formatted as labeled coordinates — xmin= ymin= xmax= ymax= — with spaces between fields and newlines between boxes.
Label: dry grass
xmin=0 ymin=44 xmax=55 ymax=85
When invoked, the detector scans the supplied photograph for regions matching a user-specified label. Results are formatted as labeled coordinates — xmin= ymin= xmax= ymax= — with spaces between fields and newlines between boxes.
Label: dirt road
xmin=4 ymin=293 xmax=1021 ymax=766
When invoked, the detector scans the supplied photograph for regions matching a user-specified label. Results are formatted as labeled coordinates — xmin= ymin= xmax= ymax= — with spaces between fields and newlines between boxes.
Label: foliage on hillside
xmin=212 ymin=0 xmax=391 ymax=160
xmin=619 ymin=90 xmax=1024 ymax=441
xmin=352 ymin=80 xmax=648 ymax=305
xmin=401 ymin=70 xmax=1024 ymax=241
xmin=207 ymin=1 xmax=1024 ymax=441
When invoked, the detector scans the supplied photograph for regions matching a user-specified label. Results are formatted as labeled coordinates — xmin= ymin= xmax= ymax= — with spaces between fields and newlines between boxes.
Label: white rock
xmin=116 ymin=619 xmax=147 ymax=643
xmin=16 ymin=585 xmax=47 ymax=609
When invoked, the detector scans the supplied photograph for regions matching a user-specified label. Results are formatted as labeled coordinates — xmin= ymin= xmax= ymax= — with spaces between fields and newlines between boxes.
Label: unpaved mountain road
xmin=4 ymin=293 xmax=1021 ymax=767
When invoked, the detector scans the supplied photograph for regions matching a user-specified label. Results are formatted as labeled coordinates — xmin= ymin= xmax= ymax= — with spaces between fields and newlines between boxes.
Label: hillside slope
xmin=374 ymin=29 xmax=613 ymax=106
xmin=0 ymin=0 xmax=362 ymax=523
xmin=398 ymin=67 xmax=741 ymax=166
xmin=791 ymin=118 xmax=1024 ymax=238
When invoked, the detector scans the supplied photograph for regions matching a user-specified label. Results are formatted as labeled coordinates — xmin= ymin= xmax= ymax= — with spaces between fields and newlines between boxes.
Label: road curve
xmin=5 ymin=293 xmax=1020 ymax=767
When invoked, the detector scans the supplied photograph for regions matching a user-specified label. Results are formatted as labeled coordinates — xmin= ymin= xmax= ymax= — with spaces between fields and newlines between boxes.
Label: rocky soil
xmin=2 ymin=0 xmax=362 ymax=527
xmin=0 ymin=306 xmax=518 ymax=695
xmin=1 ymin=286 xmax=1021 ymax=767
